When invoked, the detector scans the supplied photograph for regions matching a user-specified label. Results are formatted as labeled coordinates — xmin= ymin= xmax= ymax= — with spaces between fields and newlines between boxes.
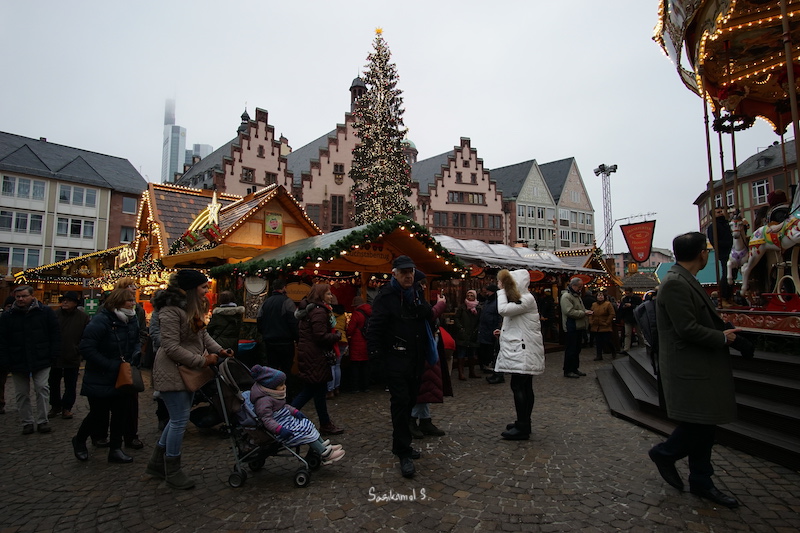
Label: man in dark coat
xmin=0 ymin=285 xmax=60 ymax=434
xmin=257 ymin=279 xmax=299 ymax=391
xmin=368 ymin=255 xmax=436 ymax=479
xmin=618 ymin=287 xmax=642 ymax=355
xmin=50 ymin=291 xmax=90 ymax=419
xmin=706 ymin=207 xmax=734 ymax=300
xmin=648 ymin=232 xmax=741 ymax=509
xmin=479 ymin=284 xmax=504 ymax=384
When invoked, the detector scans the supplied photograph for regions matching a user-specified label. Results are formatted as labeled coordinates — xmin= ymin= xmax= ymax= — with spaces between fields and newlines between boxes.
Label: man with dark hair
xmin=257 ymin=279 xmax=299 ymax=378
xmin=706 ymin=207 xmax=734 ymax=301
xmin=648 ymin=231 xmax=741 ymax=508
xmin=50 ymin=292 xmax=90 ymax=419
xmin=618 ymin=287 xmax=642 ymax=355
xmin=0 ymin=285 xmax=60 ymax=434
xmin=480 ymin=284 xmax=504 ymax=384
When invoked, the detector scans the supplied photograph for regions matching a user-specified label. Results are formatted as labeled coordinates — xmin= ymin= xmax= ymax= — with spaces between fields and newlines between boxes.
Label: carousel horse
xmin=727 ymin=214 xmax=749 ymax=285
xmin=740 ymin=208 xmax=800 ymax=293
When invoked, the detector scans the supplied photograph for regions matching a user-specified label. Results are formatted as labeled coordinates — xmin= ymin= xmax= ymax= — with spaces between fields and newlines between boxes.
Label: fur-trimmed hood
xmin=212 ymin=305 xmax=244 ymax=316
xmin=151 ymin=287 xmax=187 ymax=312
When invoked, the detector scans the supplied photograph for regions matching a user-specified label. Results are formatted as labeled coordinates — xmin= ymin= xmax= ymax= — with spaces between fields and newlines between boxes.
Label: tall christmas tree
xmin=350 ymin=29 xmax=414 ymax=225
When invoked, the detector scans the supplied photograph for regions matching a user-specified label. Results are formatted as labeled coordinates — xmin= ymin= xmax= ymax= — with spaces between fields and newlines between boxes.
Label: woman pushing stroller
xmin=247 ymin=365 xmax=345 ymax=465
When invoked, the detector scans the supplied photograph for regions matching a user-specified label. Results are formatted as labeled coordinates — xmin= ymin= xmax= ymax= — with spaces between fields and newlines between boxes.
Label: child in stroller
xmin=245 ymin=365 xmax=345 ymax=465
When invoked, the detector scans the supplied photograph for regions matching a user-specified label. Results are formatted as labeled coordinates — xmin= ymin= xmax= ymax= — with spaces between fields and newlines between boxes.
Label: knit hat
xmin=485 ymin=284 xmax=498 ymax=293
xmin=60 ymin=291 xmax=81 ymax=303
xmin=176 ymin=269 xmax=208 ymax=291
xmin=250 ymin=365 xmax=286 ymax=389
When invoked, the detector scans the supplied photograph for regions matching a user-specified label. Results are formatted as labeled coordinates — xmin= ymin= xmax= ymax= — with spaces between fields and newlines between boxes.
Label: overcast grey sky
xmin=0 ymin=1 xmax=785 ymax=251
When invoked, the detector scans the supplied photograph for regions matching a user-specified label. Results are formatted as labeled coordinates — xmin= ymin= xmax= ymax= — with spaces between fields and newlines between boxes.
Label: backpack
xmin=356 ymin=308 xmax=370 ymax=339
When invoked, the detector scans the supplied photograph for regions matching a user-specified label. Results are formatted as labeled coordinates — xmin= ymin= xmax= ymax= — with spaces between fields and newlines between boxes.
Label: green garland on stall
xmin=210 ymin=215 xmax=465 ymax=279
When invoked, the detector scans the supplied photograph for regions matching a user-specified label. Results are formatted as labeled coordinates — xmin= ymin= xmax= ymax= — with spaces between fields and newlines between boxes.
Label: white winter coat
xmin=494 ymin=269 xmax=545 ymax=375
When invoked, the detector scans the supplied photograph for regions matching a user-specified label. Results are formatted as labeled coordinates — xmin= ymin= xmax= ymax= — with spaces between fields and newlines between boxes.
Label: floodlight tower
xmin=593 ymin=163 xmax=618 ymax=254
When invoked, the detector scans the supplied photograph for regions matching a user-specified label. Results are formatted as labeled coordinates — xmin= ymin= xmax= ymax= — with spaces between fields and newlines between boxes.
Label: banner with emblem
xmin=620 ymin=220 xmax=656 ymax=263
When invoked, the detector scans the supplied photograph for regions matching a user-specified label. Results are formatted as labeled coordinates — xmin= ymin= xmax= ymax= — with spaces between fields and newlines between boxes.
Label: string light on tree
xmin=349 ymin=29 xmax=414 ymax=225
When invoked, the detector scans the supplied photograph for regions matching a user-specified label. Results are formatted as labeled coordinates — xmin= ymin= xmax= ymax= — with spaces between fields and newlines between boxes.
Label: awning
xmin=160 ymin=244 xmax=259 ymax=268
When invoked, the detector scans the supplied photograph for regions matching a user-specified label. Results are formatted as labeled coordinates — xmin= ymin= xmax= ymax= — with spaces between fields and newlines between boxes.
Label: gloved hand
xmin=278 ymin=427 xmax=293 ymax=440
xmin=294 ymin=411 xmax=306 ymax=420
xmin=203 ymin=353 xmax=219 ymax=367
xmin=221 ymin=348 xmax=234 ymax=358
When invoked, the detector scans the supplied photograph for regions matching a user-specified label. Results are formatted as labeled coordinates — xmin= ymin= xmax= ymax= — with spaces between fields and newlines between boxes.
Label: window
xmin=0 ymin=246 xmax=40 ymax=271
xmin=517 ymin=205 xmax=525 ymax=218
xmin=586 ymin=214 xmax=592 ymax=225
xmin=434 ymin=212 xmax=448 ymax=226
xmin=528 ymin=206 xmax=536 ymax=218
xmin=331 ymin=195 xmax=345 ymax=229
xmin=570 ymin=211 xmax=578 ymax=224
xmin=528 ymin=227 xmax=535 ymax=239
xmin=471 ymin=214 xmax=484 ymax=228
xmin=518 ymin=226 xmax=526 ymax=240
xmin=447 ymin=191 xmax=484 ymax=204
xmin=537 ymin=207 xmax=546 ymax=220
xmin=462 ymin=160 xmax=470 ymax=168
xmin=265 ymin=172 xmax=277 ymax=186
xmin=560 ymin=230 xmax=570 ymax=244
xmin=257 ymin=145 xmax=265 ymax=158
xmin=241 ymin=167 xmax=254 ymax=183
xmin=538 ymin=228 xmax=548 ymax=240
xmin=571 ymin=231 xmax=578 ymax=243
xmin=579 ymin=212 xmax=585 ymax=224
xmin=752 ymin=180 xmax=769 ymax=204
xmin=0 ymin=210 xmax=10 ymax=231
xmin=54 ymin=250 xmax=81 ymax=263
xmin=58 ymin=184 xmax=96 ymax=207
xmin=120 ymin=226 xmax=135 ymax=243
xmin=489 ymin=215 xmax=502 ymax=229
xmin=1 ymin=212 xmax=42 ymax=234
xmin=305 ymin=204 xmax=321 ymax=225
xmin=57 ymin=217 xmax=94 ymax=239
xmin=559 ymin=209 xmax=569 ymax=225
xmin=122 ymin=197 xmax=137 ymax=214
xmin=714 ymin=194 xmax=723 ymax=208
xmin=452 ymin=213 xmax=466 ymax=227
xmin=3 ymin=176 xmax=45 ymax=200
xmin=455 ymin=172 xmax=463 ymax=183
xmin=547 ymin=208 xmax=555 ymax=222
xmin=470 ymin=173 xmax=477 ymax=184
xmin=726 ymin=189 xmax=734 ymax=207
xmin=333 ymin=164 xmax=345 ymax=184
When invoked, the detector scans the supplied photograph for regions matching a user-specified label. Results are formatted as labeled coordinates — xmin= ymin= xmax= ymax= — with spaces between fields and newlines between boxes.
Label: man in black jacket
xmin=257 ymin=279 xmax=298 ymax=376
xmin=706 ymin=207 xmax=734 ymax=301
xmin=368 ymin=256 xmax=435 ymax=478
xmin=0 ymin=285 xmax=60 ymax=434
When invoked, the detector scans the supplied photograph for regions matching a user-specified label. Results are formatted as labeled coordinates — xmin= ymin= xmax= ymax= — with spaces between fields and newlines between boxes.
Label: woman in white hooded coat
xmin=495 ymin=269 xmax=544 ymax=440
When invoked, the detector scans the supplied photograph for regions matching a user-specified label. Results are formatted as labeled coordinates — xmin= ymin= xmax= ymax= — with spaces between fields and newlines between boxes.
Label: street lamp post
xmin=593 ymin=164 xmax=618 ymax=255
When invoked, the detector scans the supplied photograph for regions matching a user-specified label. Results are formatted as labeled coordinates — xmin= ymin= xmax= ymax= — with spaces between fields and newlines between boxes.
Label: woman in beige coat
xmin=146 ymin=270 xmax=231 ymax=489
xmin=589 ymin=292 xmax=616 ymax=361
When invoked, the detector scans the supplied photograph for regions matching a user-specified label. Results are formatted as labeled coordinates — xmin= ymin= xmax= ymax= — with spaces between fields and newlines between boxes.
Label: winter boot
xmin=456 ymin=359 xmax=466 ymax=381
xmin=145 ymin=444 xmax=166 ymax=479
xmin=468 ymin=358 xmax=479 ymax=378
xmin=409 ymin=417 xmax=424 ymax=439
xmin=164 ymin=455 xmax=195 ymax=490
xmin=418 ymin=418 xmax=446 ymax=436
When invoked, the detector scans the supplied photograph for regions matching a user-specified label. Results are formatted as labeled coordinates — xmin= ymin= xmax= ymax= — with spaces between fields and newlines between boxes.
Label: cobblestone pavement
xmin=1 ymin=349 xmax=798 ymax=532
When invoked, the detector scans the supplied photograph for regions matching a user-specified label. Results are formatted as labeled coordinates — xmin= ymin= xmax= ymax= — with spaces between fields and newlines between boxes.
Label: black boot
xmin=72 ymin=436 xmax=89 ymax=461
xmin=501 ymin=426 xmax=530 ymax=440
xmin=108 ymin=448 xmax=134 ymax=464
xmin=486 ymin=373 xmax=505 ymax=384
xmin=419 ymin=418 xmax=445 ymax=436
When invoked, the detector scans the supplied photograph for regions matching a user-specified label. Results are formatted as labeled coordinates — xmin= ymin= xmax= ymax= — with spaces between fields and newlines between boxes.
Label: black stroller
xmin=208 ymin=357 xmax=322 ymax=488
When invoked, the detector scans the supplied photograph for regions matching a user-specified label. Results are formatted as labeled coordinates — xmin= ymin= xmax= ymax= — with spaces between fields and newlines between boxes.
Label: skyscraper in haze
xmin=161 ymin=99 xmax=186 ymax=183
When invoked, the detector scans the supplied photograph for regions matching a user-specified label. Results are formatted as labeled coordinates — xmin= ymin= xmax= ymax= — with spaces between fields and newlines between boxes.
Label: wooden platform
xmin=596 ymin=346 xmax=800 ymax=472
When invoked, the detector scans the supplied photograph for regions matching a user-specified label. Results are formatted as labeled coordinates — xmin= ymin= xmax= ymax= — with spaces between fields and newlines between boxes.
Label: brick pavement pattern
xmin=1 ymin=350 xmax=798 ymax=532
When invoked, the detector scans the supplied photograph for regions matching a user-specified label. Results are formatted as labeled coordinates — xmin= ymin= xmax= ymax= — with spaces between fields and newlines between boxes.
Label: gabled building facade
xmin=0 ymin=131 xmax=147 ymax=279
xmin=539 ymin=158 xmax=595 ymax=250
xmin=412 ymin=138 xmax=504 ymax=243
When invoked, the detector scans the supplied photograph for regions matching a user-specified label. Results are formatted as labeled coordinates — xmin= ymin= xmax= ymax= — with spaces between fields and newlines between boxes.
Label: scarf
xmin=465 ymin=293 xmax=479 ymax=314
xmin=391 ymin=277 xmax=417 ymax=306
xmin=114 ymin=308 xmax=136 ymax=322
xmin=260 ymin=383 xmax=287 ymax=401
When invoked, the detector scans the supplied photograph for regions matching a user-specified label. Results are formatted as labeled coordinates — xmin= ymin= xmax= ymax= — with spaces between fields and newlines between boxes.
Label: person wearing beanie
xmin=207 ymin=291 xmax=245 ymax=359
xmin=147 ymin=270 xmax=233 ymax=489
xmin=246 ymin=365 xmax=344 ymax=466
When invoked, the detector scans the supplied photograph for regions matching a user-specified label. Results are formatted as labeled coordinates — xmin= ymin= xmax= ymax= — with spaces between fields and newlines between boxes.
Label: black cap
xmin=60 ymin=291 xmax=80 ymax=303
xmin=392 ymin=255 xmax=416 ymax=269
xmin=176 ymin=269 xmax=208 ymax=291
xmin=485 ymin=284 xmax=498 ymax=293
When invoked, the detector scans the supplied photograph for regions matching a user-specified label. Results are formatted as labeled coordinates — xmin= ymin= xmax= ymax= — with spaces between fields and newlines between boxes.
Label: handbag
xmin=116 ymin=360 xmax=145 ymax=393
xmin=177 ymin=363 xmax=214 ymax=392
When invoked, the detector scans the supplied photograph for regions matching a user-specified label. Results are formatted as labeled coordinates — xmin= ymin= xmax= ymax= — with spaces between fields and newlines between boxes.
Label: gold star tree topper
xmin=375 ymin=27 xmax=383 ymax=35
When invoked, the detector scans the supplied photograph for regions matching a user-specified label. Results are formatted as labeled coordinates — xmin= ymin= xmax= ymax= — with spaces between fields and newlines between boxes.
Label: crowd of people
xmin=0 ymin=238 xmax=747 ymax=507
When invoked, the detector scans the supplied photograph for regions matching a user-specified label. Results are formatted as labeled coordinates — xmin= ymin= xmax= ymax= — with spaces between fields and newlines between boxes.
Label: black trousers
xmin=385 ymin=352 xmax=424 ymax=459
xmin=563 ymin=330 xmax=582 ymax=374
xmin=509 ymin=374 xmax=534 ymax=432
xmin=650 ymin=422 xmax=716 ymax=490
xmin=48 ymin=367 xmax=79 ymax=411
xmin=76 ymin=394 xmax=129 ymax=449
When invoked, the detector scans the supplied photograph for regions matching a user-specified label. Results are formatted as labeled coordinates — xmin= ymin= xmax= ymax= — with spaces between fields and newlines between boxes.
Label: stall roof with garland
xmin=555 ymin=247 xmax=622 ymax=286
xmin=211 ymin=216 xmax=464 ymax=279
xmin=13 ymin=245 xmax=128 ymax=285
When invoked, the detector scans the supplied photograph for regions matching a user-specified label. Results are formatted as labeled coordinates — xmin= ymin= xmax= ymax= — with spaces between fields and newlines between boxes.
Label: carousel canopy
xmin=655 ymin=0 xmax=800 ymax=132
xmin=431 ymin=236 xmax=604 ymax=274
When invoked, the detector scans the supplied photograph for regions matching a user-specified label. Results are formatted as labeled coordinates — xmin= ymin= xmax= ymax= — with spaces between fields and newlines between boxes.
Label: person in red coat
xmin=346 ymin=296 xmax=372 ymax=392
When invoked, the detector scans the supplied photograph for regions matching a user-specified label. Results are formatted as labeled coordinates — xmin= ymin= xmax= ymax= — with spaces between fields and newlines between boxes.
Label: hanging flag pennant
xmin=620 ymin=220 xmax=656 ymax=263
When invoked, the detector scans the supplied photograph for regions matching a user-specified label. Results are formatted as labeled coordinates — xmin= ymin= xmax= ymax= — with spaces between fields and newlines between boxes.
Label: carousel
xmin=656 ymin=0 xmax=800 ymax=334
xmin=595 ymin=0 xmax=800 ymax=471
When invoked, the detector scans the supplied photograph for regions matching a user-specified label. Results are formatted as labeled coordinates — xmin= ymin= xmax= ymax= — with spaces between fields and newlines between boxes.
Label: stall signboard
xmin=620 ymin=220 xmax=656 ymax=263
xmin=265 ymin=213 xmax=283 ymax=235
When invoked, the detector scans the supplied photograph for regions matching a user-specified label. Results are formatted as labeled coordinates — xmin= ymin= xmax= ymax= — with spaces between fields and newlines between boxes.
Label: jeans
xmin=12 ymin=368 xmax=50 ymax=426
xmin=48 ymin=367 xmax=79 ymax=411
xmin=563 ymin=331 xmax=582 ymax=374
xmin=290 ymin=382 xmax=330 ymax=426
xmin=509 ymin=374 xmax=534 ymax=432
xmin=327 ymin=355 xmax=342 ymax=392
xmin=157 ymin=390 xmax=194 ymax=457
xmin=411 ymin=402 xmax=430 ymax=419
xmin=76 ymin=394 xmax=129 ymax=449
